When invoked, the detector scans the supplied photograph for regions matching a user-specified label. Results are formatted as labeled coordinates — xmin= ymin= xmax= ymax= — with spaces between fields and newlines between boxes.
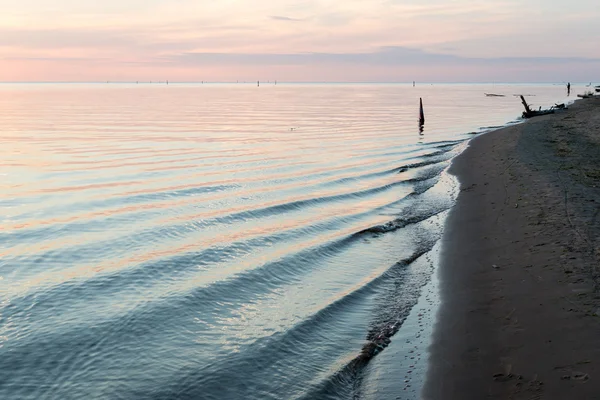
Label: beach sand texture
xmin=424 ymin=98 xmax=600 ymax=399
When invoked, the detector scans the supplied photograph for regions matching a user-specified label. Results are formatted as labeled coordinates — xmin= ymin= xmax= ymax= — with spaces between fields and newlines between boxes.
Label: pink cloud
xmin=0 ymin=0 xmax=598 ymax=81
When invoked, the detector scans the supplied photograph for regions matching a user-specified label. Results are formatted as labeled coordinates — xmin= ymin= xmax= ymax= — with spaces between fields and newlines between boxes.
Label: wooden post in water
xmin=419 ymin=98 xmax=425 ymax=126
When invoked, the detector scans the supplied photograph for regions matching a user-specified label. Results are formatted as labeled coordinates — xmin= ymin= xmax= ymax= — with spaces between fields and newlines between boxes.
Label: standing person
xmin=567 ymin=82 xmax=571 ymax=96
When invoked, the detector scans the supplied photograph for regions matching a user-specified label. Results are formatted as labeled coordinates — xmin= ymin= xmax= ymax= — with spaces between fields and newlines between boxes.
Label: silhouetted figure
xmin=567 ymin=82 xmax=571 ymax=96
xmin=258 ymin=80 xmax=260 ymax=87
xmin=413 ymin=81 xmax=415 ymax=87
xmin=419 ymin=98 xmax=425 ymax=134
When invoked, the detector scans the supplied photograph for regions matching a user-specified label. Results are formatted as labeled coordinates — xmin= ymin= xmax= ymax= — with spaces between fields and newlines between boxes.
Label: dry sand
xmin=423 ymin=98 xmax=600 ymax=399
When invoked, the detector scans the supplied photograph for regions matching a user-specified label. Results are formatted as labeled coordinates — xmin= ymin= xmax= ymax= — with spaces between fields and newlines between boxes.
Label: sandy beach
xmin=424 ymin=97 xmax=600 ymax=399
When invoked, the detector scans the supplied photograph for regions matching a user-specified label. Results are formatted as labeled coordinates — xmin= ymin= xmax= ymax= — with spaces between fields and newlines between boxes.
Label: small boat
xmin=485 ymin=93 xmax=505 ymax=97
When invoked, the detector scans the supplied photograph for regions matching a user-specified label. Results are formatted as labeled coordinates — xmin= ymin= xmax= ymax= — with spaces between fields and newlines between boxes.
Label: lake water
xmin=0 ymin=83 xmax=570 ymax=399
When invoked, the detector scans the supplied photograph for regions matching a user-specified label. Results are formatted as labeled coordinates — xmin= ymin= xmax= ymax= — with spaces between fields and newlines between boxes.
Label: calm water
xmin=1 ymin=83 xmax=569 ymax=399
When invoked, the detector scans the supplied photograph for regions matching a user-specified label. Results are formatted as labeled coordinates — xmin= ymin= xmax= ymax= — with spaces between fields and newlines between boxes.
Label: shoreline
xmin=423 ymin=97 xmax=600 ymax=399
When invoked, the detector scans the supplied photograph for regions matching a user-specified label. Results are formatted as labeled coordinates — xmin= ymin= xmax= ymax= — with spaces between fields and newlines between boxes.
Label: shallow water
xmin=0 ymin=83 xmax=569 ymax=399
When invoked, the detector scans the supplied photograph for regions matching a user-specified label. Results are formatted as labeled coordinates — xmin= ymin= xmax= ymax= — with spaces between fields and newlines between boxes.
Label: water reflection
xmin=0 ymin=83 xmax=568 ymax=400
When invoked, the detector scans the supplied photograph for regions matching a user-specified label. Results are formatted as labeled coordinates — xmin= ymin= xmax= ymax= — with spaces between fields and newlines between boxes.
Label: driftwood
xmin=485 ymin=93 xmax=505 ymax=97
xmin=520 ymin=95 xmax=554 ymax=118
xmin=577 ymin=90 xmax=596 ymax=98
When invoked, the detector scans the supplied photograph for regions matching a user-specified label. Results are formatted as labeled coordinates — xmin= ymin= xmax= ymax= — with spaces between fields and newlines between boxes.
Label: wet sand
xmin=424 ymin=98 xmax=600 ymax=399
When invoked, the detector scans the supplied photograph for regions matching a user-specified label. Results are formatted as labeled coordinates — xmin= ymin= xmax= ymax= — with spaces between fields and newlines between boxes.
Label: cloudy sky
xmin=1 ymin=0 xmax=599 ymax=82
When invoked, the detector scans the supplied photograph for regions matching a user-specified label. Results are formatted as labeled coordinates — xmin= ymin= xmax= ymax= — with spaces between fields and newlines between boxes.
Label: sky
xmin=0 ymin=0 xmax=599 ymax=82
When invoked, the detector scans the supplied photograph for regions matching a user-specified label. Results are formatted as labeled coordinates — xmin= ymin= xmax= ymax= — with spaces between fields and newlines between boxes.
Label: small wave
xmin=0 ymin=172 xmax=415 ymax=252
xmin=0 ymin=211 xmax=446 ymax=400
xmin=421 ymin=139 xmax=465 ymax=147
xmin=396 ymin=153 xmax=454 ymax=173
xmin=5 ymin=183 xmax=238 ymax=224
xmin=188 ymin=178 xmax=419 ymax=226
xmin=2 ymin=171 xmax=447 ymax=315
xmin=479 ymin=125 xmax=504 ymax=130
xmin=297 ymin=243 xmax=439 ymax=400
xmin=431 ymin=142 xmax=464 ymax=150
xmin=2 ymin=176 xmax=449 ymax=358
xmin=323 ymin=166 xmax=399 ymax=186
xmin=127 ymin=235 xmax=442 ymax=400
xmin=356 ymin=204 xmax=449 ymax=236
xmin=118 ymin=184 xmax=238 ymax=204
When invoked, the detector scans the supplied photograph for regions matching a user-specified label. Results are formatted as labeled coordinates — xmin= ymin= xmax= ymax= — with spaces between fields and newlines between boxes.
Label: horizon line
xmin=0 ymin=81 xmax=587 ymax=85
